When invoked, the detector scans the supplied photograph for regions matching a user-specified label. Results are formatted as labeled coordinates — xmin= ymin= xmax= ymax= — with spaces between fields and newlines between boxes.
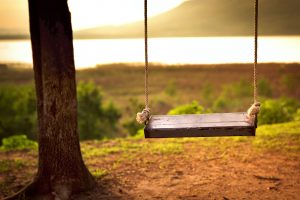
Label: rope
xmin=144 ymin=0 xmax=149 ymax=109
xmin=138 ymin=0 xmax=260 ymax=124
xmin=136 ymin=0 xmax=150 ymax=124
xmin=248 ymin=0 xmax=260 ymax=123
xmin=254 ymin=0 xmax=258 ymax=103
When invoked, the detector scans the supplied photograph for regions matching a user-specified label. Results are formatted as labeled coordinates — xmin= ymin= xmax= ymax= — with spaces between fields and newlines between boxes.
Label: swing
xmin=137 ymin=0 xmax=261 ymax=138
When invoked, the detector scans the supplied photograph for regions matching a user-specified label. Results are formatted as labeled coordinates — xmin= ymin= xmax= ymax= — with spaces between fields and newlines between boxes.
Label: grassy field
xmin=0 ymin=121 xmax=299 ymax=199
xmin=1 ymin=62 xmax=300 ymax=115
xmin=0 ymin=63 xmax=300 ymax=199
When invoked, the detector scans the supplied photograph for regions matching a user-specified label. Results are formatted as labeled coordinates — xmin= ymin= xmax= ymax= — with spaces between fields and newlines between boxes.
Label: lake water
xmin=0 ymin=36 xmax=299 ymax=68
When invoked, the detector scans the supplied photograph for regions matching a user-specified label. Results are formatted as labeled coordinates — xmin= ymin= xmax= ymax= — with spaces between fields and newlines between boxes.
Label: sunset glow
xmin=68 ymin=0 xmax=183 ymax=30
xmin=1 ymin=37 xmax=300 ymax=68
xmin=0 ymin=0 xmax=184 ymax=32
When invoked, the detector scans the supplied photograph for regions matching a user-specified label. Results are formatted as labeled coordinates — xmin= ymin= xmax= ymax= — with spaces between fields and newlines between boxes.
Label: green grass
xmin=253 ymin=121 xmax=300 ymax=151
xmin=147 ymin=142 xmax=184 ymax=155
xmin=91 ymin=169 xmax=108 ymax=178
xmin=0 ymin=159 xmax=25 ymax=173
xmin=80 ymin=121 xmax=300 ymax=160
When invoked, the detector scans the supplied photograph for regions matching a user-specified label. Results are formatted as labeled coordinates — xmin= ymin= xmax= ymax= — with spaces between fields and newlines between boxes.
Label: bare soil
xmin=2 ymin=140 xmax=299 ymax=200
xmin=86 ymin=142 xmax=300 ymax=200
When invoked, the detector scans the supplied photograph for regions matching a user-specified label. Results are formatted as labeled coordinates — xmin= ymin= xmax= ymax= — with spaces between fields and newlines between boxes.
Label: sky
xmin=0 ymin=0 xmax=184 ymax=32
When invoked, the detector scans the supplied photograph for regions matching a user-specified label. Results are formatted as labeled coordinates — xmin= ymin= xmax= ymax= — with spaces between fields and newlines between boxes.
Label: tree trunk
xmin=6 ymin=0 xmax=95 ymax=199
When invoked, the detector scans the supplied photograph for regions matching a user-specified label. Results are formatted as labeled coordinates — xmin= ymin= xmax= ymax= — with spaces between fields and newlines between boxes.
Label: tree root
xmin=3 ymin=175 xmax=95 ymax=200
xmin=3 ymin=181 xmax=55 ymax=200
xmin=253 ymin=175 xmax=281 ymax=181
xmin=3 ymin=181 xmax=45 ymax=200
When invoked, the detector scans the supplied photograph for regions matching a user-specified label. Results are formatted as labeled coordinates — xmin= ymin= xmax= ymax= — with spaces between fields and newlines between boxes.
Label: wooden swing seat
xmin=144 ymin=112 xmax=256 ymax=138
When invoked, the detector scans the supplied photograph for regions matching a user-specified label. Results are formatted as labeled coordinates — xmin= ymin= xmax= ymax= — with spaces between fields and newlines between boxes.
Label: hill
xmin=75 ymin=0 xmax=300 ymax=38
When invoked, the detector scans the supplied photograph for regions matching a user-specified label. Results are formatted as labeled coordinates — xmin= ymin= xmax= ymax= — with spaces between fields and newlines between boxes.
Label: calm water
xmin=0 ymin=36 xmax=299 ymax=68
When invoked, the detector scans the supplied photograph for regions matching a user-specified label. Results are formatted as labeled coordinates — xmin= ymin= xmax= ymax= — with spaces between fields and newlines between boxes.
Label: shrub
xmin=258 ymin=98 xmax=300 ymax=125
xmin=212 ymin=96 xmax=229 ymax=111
xmin=294 ymin=109 xmax=300 ymax=121
xmin=0 ymin=85 xmax=37 ymax=142
xmin=77 ymin=82 xmax=121 ymax=140
xmin=212 ymin=80 xmax=252 ymax=112
xmin=258 ymin=78 xmax=273 ymax=97
xmin=201 ymin=83 xmax=214 ymax=106
xmin=1 ymin=135 xmax=37 ymax=150
xmin=231 ymin=80 xmax=252 ymax=97
xmin=168 ymin=101 xmax=206 ymax=115
xmin=122 ymin=98 xmax=144 ymax=136
xmin=165 ymin=80 xmax=177 ymax=97
xmin=281 ymin=75 xmax=297 ymax=93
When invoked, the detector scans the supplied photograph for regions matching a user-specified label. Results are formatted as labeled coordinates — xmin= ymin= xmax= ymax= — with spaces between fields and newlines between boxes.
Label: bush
xmin=0 ymin=82 xmax=121 ymax=141
xmin=168 ymin=101 xmax=207 ymax=115
xmin=231 ymin=80 xmax=252 ymax=97
xmin=77 ymin=82 xmax=121 ymax=140
xmin=1 ymin=135 xmax=37 ymax=150
xmin=0 ymin=85 xmax=37 ymax=142
xmin=165 ymin=80 xmax=177 ymax=97
xmin=201 ymin=83 xmax=214 ymax=106
xmin=294 ymin=109 xmax=300 ymax=121
xmin=122 ymin=98 xmax=144 ymax=136
xmin=258 ymin=78 xmax=273 ymax=97
xmin=212 ymin=80 xmax=252 ymax=112
xmin=281 ymin=75 xmax=297 ymax=93
xmin=258 ymin=98 xmax=300 ymax=125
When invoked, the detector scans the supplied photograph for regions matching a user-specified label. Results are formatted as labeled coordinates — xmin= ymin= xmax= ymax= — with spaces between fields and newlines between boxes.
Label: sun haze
xmin=0 ymin=0 xmax=184 ymax=33
xmin=68 ymin=0 xmax=184 ymax=30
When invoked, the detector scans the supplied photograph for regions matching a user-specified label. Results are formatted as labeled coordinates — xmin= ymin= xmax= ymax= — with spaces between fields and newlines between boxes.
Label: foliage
xmin=231 ymin=80 xmax=252 ymax=97
xmin=0 ymin=135 xmax=37 ymax=151
xmin=168 ymin=101 xmax=206 ymax=115
xmin=258 ymin=78 xmax=273 ymax=97
xmin=122 ymin=98 xmax=144 ymax=136
xmin=293 ymin=109 xmax=300 ymax=121
xmin=212 ymin=80 xmax=252 ymax=112
xmin=77 ymin=81 xmax=121 ymax=140
xmin=0 ymin=82 xmax=121 ymax=142
xmin=132 ymin=129 xmax=145 ymax=139
xmin=258 ymin=98 xmax=300 ymax=125
xmin=0 ymin=85 xmax=37 ymax=142
xmin=201 ymin=83 xmax=214 ymax=106
xmin=165 ymin=80 xmax=177 ymax=97
xmin=281 ymin=74 xmax=297 ymax=93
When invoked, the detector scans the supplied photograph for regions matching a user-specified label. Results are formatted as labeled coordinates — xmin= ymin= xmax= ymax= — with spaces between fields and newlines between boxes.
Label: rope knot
xmin=247 ymin=102 xmax=260 ymax=124
xmin=136 ymin=107 xmax=151 ymax=124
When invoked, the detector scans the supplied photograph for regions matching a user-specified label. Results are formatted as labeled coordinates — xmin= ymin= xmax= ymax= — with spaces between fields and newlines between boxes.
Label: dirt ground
xmin=87 ymin=144 xmax=299 ymax=200
xmin=1 ymin=139 xmax=300 ymax=200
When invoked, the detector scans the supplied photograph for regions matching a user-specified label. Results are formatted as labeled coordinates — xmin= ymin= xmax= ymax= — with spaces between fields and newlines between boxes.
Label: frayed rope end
xmin=136 ymin=108 xmax=151 ymax=124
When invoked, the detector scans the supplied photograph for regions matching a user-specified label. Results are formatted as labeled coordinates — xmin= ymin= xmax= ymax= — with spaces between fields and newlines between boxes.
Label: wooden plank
xmin=144 ymin=112 xmax=256 ymax=138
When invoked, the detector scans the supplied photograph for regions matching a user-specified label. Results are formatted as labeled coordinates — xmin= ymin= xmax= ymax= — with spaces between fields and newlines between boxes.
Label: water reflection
xmin=0 ymin=36 xmax=299 ymax=68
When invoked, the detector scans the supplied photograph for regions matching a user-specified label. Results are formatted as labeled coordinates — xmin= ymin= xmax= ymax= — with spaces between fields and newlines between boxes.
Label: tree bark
xmin=6 ymin=0 xmax=95 ymax=199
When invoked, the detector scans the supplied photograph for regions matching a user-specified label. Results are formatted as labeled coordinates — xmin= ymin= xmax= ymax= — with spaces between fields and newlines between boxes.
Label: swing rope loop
xmin=247 ymin=0 xmax=260 ymax=123
xmin=138 ymin=0 xmax=260 ymax=125
xmin=136 ymin=0 xmax=150 ymax=124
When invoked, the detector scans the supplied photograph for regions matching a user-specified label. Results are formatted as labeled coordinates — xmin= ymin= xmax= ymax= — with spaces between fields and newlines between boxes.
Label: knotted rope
xmin=136 ymin=107 xmax=151 ymax=124
xmin=247 ymin=102 xmax=260 ymax=124
xmin=247 ymin=0 xmax=260 ymax=124
xmin=136 ymin=0 xmax=150 ymax=124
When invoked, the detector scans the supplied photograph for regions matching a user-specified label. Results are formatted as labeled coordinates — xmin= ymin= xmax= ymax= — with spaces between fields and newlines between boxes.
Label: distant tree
xmin=5 ymin=0 xmax=95 ymax=199
xmin=77 ymin=81 xmax=121 ymax=140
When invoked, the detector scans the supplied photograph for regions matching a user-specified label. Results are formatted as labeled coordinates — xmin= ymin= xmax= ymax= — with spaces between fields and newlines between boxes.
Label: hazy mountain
xmin=75 ymin=0 xmax=300 ymax=38
xmin=0 ymin=28 xmax=29 ymax=39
